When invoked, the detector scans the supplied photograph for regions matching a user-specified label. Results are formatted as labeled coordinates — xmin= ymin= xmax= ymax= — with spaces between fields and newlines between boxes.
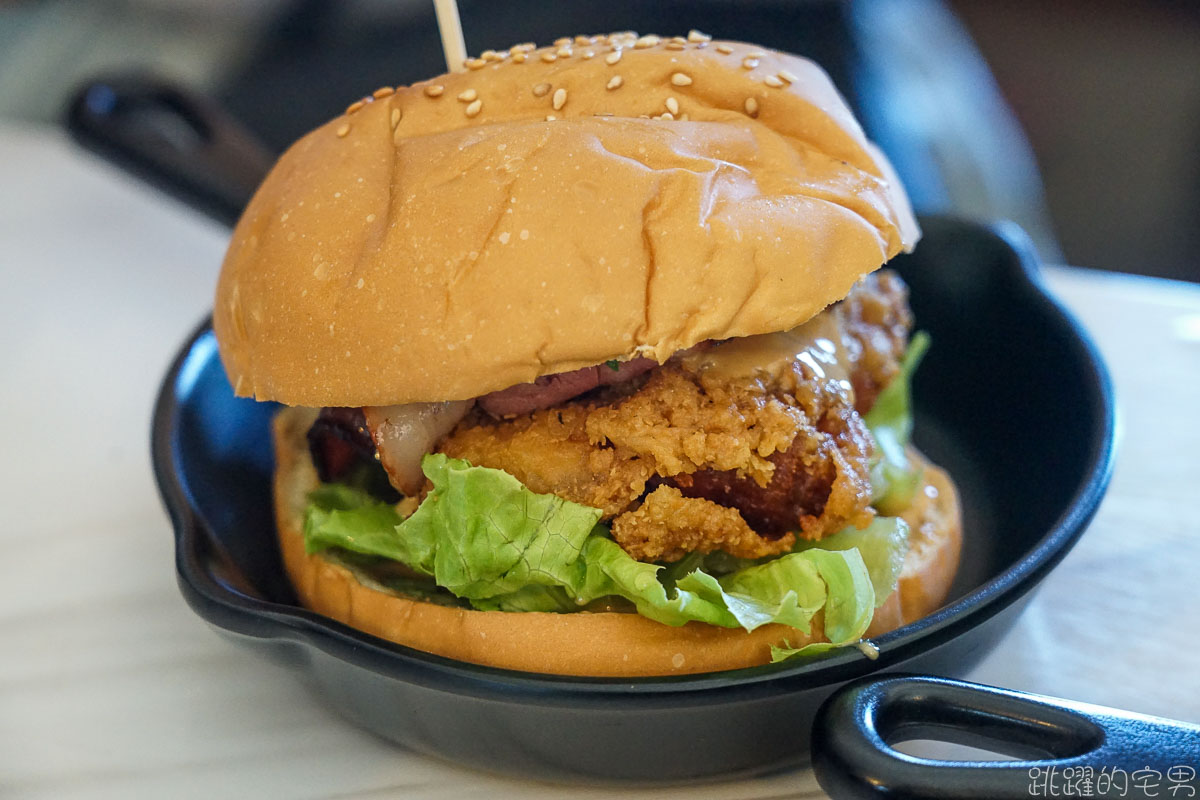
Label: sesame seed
xmin=606 ymin=75 xmax=623 ymax=90
xmin=688 ymin=29 xmax=711 ymax=42
xmin=554 ymin=36 xmax=572 ymax=47
xmin=634 ymin=34 xmax=660 ymax=48
xmin=532 ymin=82 xmax=551 ymax=97
xmin=480 ymin=49 xmax=497 ymax=60
xmin=665 ymin=96 xmax=680 ymax=115
xmin=556 ymin=46 xmax=572 ymax=58
xmin=424 ymin=84 xmax=444 ymax=97
xmin=669 ymin=36 xmax=687 ymax=45
xmin=372 ymin=87 xmax=394 ymax=99
xmin=390 ymin=108 xmax=402 ymax=127
xmin=742 ymin=58 xmax=760 ymax=70
xmin=512 ymin=52 xmax=527 ymax=63
xmin=541 ymin=52 xmax=557 ymax=63
xmin=744 ymin=97 xmax=759 ymax=117
xmin=715 ymin=43 xmax=733 ymax=54
xmin=465 ymin=57 xmax=486 ymax=70
xmin=457 ymin=88 xmax=477 ymax=102
xmin=336 ymin=123 xmax=350 ymax=137
xmin=552 ymin=87 xmax=567 ymax=110
xmin=575 ymin=35 xmax=591 ymax=46
xmin=545 ymin=114 xmax=556 ymax=121
xmin=666 ymin=42 xmax=685 ymax=51
xmin=498 ymin=231 xmax=511 ymax=244
xmin=605 ymin=50 xmax=623 ymax=65
xmin=764 ymin=75 xmax=785 ymax=88
xmin=671 ymin=72 xmax=693 ymax=86
xmin=746 ymin=51 xmax=766 ymax=58
xmin=583 ymin=50 xmax=596 ymax=59
xmin=465 ymin=99 xmax=482 ymax=117
xmin=778 ymin=69 xmax=799 ymax=84
xmin=658 ymin=112 xmax=674 ymax=121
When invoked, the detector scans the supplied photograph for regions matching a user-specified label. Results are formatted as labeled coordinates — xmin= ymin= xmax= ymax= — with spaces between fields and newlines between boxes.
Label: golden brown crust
xmin=216 ymin=35 xmax=918 ymax=406
xmin=612 ymin=484 xmax=796 ymax=562
xmin=272 ymin=406 xmax=960 ymax=676
xmin=437 ymin=404 xmax=657 ymax=518
xmin=438 ymin=357 xmax=877 ymax=552
xmin=584 ymin=365 xmax=805 ymax=485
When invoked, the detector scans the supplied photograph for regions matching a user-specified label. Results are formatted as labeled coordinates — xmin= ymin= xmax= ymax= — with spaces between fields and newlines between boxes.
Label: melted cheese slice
xmin=679 ymin=311 xmax=852 ymax=397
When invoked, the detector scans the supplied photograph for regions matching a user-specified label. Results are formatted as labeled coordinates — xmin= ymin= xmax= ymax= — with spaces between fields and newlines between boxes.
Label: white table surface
xmin=1 ymin=122 xmax=1197 ymax=799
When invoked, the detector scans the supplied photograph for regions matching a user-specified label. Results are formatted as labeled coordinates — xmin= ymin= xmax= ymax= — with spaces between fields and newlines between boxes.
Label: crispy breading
xmin=437 ymin=405 xmax=656 ymax=517
xmin=584 ymin=366 xmax=804 ymax=486
xmin=674 ymin=374 xmax=877 ymax=541
xmin=838 ymin=270 xmax=912 ymax=415
xmin=612 ymin=485 xmax=796 ymax=562
xmin=439 ymin=361 xmax=872 ymax=558
xmin=681 ymin=395 xmax=878 ymax=544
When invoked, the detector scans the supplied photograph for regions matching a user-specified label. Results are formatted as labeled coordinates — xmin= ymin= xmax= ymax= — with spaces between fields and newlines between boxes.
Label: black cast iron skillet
xmin=68 ymin=78 xmax=1200 ymax=796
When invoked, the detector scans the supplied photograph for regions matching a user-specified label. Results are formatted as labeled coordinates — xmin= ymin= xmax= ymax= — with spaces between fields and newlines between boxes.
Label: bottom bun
xmin=272 ymin=406 xmax=961 ymax=677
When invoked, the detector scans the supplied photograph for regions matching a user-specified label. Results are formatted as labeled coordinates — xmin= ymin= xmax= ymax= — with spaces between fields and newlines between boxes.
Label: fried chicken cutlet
xmin=436 ymin=271 xmax=912 ymax=562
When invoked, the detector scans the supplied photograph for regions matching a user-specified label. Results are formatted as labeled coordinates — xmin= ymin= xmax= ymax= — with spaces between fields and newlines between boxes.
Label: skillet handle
xmin=812 ymin=674 xmax=1200 ymax=800
xmin=65 ymin=75 xmax=274 ymax=228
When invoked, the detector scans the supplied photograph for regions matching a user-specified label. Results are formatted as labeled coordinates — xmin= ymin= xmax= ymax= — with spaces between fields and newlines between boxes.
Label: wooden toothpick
xmin=433 ymin=0 xmax=468 ymax=73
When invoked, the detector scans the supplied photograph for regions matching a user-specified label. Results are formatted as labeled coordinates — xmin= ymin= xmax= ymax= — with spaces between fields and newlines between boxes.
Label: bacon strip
xmin=477 ymin=357 xmax=657 ymax=418
xmin=306 ymin=407 xmax=375 ymax=482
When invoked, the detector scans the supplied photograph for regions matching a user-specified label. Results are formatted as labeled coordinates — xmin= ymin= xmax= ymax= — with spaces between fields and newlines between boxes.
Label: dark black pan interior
xmin=155 ymin=216 xmax=1114 ymax=783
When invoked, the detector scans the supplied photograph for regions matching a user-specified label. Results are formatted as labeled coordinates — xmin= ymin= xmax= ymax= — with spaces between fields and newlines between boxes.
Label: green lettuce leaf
xmin=865 ymin=331 xmax=930 ymax=514
xmin=768 ymin=640 xmax=846 ymax=663
xmin=394 ymin=453 xmax=603 ymax=599
xmin=793 ymin=516 xmax=909 ymax=609
xmin=304 ymin=455 xmax=880 ymax=642
xmin=304 ymin=484 xmax=409 ymax=560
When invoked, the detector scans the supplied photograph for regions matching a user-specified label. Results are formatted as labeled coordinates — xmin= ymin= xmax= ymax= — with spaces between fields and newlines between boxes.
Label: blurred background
xmin=1 ymin=0 xmax=1197 ymax=281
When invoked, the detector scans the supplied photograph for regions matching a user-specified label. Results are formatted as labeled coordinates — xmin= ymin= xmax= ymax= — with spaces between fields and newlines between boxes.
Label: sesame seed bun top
xmin=214 ymin=32 xmax=919 ymax=407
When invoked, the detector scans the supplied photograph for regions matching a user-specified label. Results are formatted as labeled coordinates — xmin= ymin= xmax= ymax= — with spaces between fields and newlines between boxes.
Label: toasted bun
xmin=271 ymin=407 xmax=960 ymax=677
xmin=216 ymin=34 xmax=919 ymax=406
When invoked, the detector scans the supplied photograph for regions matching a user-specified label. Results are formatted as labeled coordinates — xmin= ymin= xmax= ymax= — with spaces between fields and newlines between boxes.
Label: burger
xmin=214 ymin=32 xmax=961 ymax=677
